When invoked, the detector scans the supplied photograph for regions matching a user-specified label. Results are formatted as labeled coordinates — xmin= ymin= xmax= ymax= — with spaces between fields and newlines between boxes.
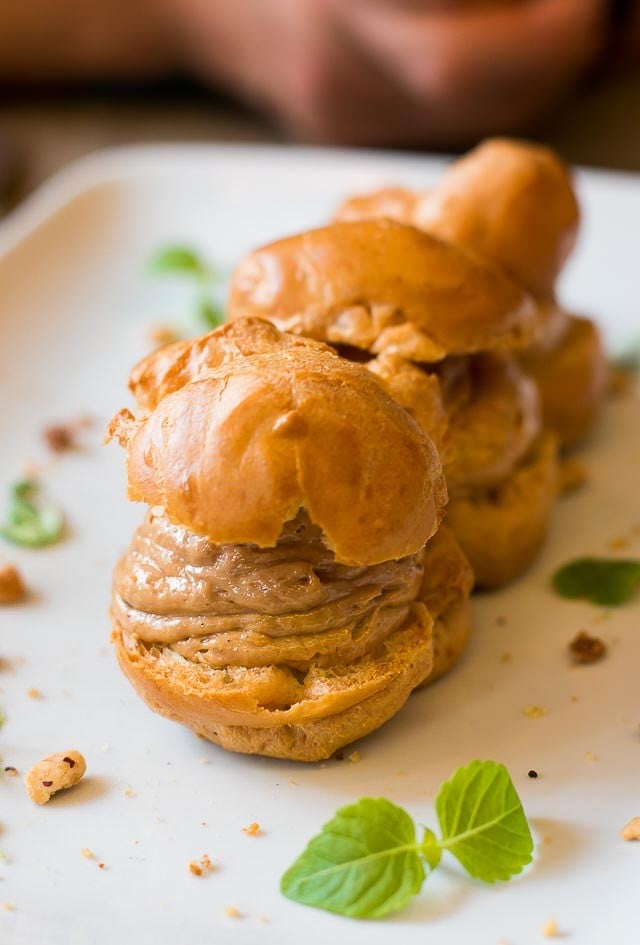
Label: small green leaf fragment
xmin=436 ymin=760 xmax=533 ymax=883
xmin=197 ymin=297 xmax=225 ymax=330
xmin=0 ymin=479 xmax=64 ymax=548
xmin=421 ymin=827 xmax=442 ymax=871
xmin=147 ymin=245 xmax=212 ymax=281
xmin=552 ymin=557 xmax=640 ymax=606
xmin=281 ymin=797 xmax=425 ymax=919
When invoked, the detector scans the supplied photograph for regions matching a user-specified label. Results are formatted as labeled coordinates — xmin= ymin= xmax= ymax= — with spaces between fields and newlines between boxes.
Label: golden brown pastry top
xmin=108 ymin=318 xmax=447 ymax=566
xmin=228 ymin=219 xmax=537 ymax=361
xmin=334 ymin=139 xmax=579 ymax=299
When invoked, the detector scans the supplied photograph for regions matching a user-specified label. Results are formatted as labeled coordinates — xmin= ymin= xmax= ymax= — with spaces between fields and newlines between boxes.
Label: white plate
xmin=0 ymin=145 xmax=638 ymax=945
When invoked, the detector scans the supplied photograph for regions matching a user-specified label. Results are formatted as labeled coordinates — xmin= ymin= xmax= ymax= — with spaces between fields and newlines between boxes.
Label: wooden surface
xmin=1 ymin=69 xmax=640 ymax=212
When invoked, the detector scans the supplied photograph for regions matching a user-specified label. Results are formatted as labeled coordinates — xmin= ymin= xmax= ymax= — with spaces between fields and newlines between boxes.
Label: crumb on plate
xmin=0 ymin=564 xmax=26 ymax=605
xmin=188 ymin=854 xmax=214 ymax=876
xmin=621 ymin=817 xmax=640 ymax=841
xmin=224 ymin=906 xmax=242 ymax=919
xmin=81 ymin=848 xmax=94 ymax=859
xmin=24 ymin=750 xmax=86 ymax=804
xmin=3 ymin=766 xmax=18 ymax=777
xmin=242 ymin=822 xmax=261 ymax=837
xmin=569 ymin=631 xmax=606 ymax=664
xmin=124 ymin=787 xmax=136 ymax=798
xmin=148 ymin=324 xmax=181 ymax=348
xmin=26 ymin=688 xmax=42 ymax=700
xmin=541 ymin=917 xmax=559 ymax=937
xmin=348 ymin=750 xmax=361 ymax=764
xmin=558 ymin=456 xmax=588 ymax=494
xmin=585 ymin=751 xmax=598 ymax=762
xmin=523 ymin=705 xmax=547 ymax=719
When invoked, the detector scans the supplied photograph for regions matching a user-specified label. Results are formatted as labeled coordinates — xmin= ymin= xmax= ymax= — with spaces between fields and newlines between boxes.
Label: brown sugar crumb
xmin=621 ymin=817 xmax=640 ymax=841
xmin=523 ymin=705 xmax=547 ymax=719
xmin=80 ymin=848 xmax=94 ymax=859
xmin=148 ymin=324 xmax=181 ymax=348
xmin=26 ymin=688 xmax=42 ymax=700
xmin=242 ymin=822 xmax=261 ymax=837
xmin=0 ymin=564 xmax=27 ymax=605
xmin=23 ymin=749 xmax=86 ymax=804
xmin=3 ymin=766 xmax=18 ymax=777
xmin=224 ymin=907 xmax=242 ymax=919
xmin=558 ymin=456 xmax=588 ymax=494
xmin=569 ymin=631 xmax=607 ymax=664
xmin=348 ymin=750 xmax=361 ymax=764
xmin=541 ymin=917 xmax=559 ymax=937
xmin=189 ymin=853 xmax=214 ymax=876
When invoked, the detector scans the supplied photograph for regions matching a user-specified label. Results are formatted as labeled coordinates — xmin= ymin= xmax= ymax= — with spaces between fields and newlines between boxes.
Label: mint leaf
xmin=553 ymin=557 xmax=640 ymax=606
xmin=421 ymin=827 xmax=442 ymax=870
xmin=147 ymin=245 xmax=212 ymax=281
xmin=0 ymin=479 xmax=64 ymax=548
xmin=197 ymin=296 xmax=225 ymax=330
xmin=281 ymin=797 xmax=426 ymax=919
xmin=437 ymin=760 xmax=533 ymax=882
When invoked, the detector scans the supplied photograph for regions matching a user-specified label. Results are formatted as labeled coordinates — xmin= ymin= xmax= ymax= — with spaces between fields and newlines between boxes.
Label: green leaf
xmin=197 ymin=296 xmax=225 ymax=330
xmin=421 ymin=827 xmax=442 ymax=871
xmin=281 ymin=797 xmax=426 ymax=919
xmin=147 ymin=245 xmax=212 ymax=281
xmin=436 ymin=760 xmax=533 ymax=883
xmin=0 ymin=479 xmax=64 ymax=548
xmin=552 ymin=557 xmax=640 ymax=606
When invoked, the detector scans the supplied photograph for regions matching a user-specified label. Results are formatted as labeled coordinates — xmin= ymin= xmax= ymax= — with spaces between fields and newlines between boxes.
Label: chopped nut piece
xmin=621 ymin=817 xmax=640 ymax=841
xmin=26 ymin=688 xmax=42 ymax=700
xmin=0 ymin=565 xmax=26 ymax=605
xmin=224 ymin=907 xmax=242 ymax=919
xmin=348 ymin=750 xmax=361 ymax=764
xmin=523 ymin=705 xmax=547 ymax=719
xmin=569 ymin=631 xmax=606 ymax=664
xmin=558 ymin=456 xmax=588 ymax=494
xmin=541 ymin=917 xmax=559 ymax=937
xmin=24 ymin=750 xmax=86 ymax=804
xmin=242 ymin=822 xmax=261 ymax=836
xmin=148 ymin=325 xmax=181 ymax=348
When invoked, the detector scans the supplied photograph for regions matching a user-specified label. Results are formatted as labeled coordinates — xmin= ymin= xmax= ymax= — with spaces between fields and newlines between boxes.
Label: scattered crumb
xmin=570 ymin=695 xmax=579 ymax=703
xmin=24 ymin=750 xmax=86 ymax=804
xmin=189 ymin=853 xmax=214 ymax=876
xmin=543 ymin=835 xmax=552 ymax=846
xmin=26 ymin=688 xmax=42 ymax=700
xmin=81 ymin=848 xmax=94 ymax=859
xmin=495 ymin=615 xmax=507 ymax=626
xmin=541 ymin=917 xmax=559 ymax=937
xmin=258 ymin=915 xmax=269 ymax=923
xmin=608 ymin=535 xmax=630 ymax=551
xmin=528 ymin=769 xmax=539 ymax=779
xmin=148 ymin=324 xmax=181 ymax=348
xmin=124 ymin=787 xmax=136 ymax=798
xmin=224 ymin=906 xmax=242 ymax=919
xmin=1 ymin=903 xmax=15 ymax=912
xmin=559 ymin=456 xmax=588 ymax=494
xmin=100 ymin=743 xmax=110 ymax=752
xmin=242 ymin=822 xmax=261 ymax=837
xmin=348 ymin=750 xmax=361 ymax=764
xmin=198 ymin=757 xmax=209 ymax=765
xmin=523 ymin=705 xmax=547 ymax=719
xmin=98 ymin=863 xmax=105 ymax=870
xmin=0 ymin=564 xmax=26 ymax=605
xmin=621 ymin=817 xmax=640 ymax=841
xmin=592 ymin=610 xmax=611 ymax=625
xmin=3 ymin=766 xmax=18 ymax=777
xmin=500 ymin=651 xmax=512 ymax=664
xmin=569 ymin=631 xmax=607 ymax=664
xmin=334 ymin=751 xmax=344 ymax=761
xmin=289 ymin=778 xmax=297 ymax=785
xmin=43 ymin=424 xmax=74 ymax=453
xmin=585 ymin=751 xmax=598 ymax=763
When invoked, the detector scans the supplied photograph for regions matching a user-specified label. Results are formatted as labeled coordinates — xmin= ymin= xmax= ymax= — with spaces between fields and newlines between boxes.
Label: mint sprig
xmin=147 ymin=244 xmax=225 ymax=332
xmin=281 ymin=760 xmax=533 ymax=919
xmin=0 ymin=480 xmax=64 ymax=548
xmin=553 ymin=557 xmax=640 ymax=606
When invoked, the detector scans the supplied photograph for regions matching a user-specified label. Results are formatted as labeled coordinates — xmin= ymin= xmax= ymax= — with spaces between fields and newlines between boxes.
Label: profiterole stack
xmin=108 ymin=319 xmax=472 ymax=761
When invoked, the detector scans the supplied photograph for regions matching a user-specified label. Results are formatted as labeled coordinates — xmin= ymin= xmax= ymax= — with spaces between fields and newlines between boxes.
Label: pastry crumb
xmin=500 ymin=651 xmax=512 ymax=664
xmin=0 ymin=564 xmax=26 ymax=605
xmin=26 ymin=688 xmax=42 ymax=700
xmin=543 ymin=835 xmax=552 ymax=846
xmin=621 ymin=817 xmax=640 ymax=841
xmin=348 ymin=750 xmax=361 ymax=764
xmin=495 ymin=615 xmax=507 ymax=626
xmin=189 ymin=854 xmax=214 ymax=876
xmin=148 ymin=324 xmax=181 ymax=348
xmin=24 ymin=750 xmax=86 ymax=804
xmin=523 ymin=705 xmax=547 ymax=719
xmin=585 ymin=751 xmax=598 ymax=763
xmin=1 ymin=903 xmax=15 ymax=912
xmin=3 ymin=766 xmax=18 ymax=777
xmin=541 ymin=917 xmax=559 ymax=937
xmin=224 ymin=906 xmax=242 ymax=919
xmin=81 ymin=848 xmax=94 ymax=859
xmin=569 ymin=631 xmax=606 ymax=664
xmin=123 ymin=787 xmax=136 ymax=798
xmin=242 ymin=822 xmax=261 ymax=837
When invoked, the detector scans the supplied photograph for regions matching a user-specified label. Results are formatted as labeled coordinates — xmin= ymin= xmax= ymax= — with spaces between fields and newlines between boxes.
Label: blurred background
xmin=1 ymin=0 xmax=639 ymax=212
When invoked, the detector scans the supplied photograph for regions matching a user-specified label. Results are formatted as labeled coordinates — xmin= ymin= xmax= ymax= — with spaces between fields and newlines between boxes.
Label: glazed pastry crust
xmin=108 ymin=319 xmax=447 ymax=567
xmin=228 ymin=219 xmax=538 ymax=361
xmin=446 ymin=433 xmax=558 ymax=587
